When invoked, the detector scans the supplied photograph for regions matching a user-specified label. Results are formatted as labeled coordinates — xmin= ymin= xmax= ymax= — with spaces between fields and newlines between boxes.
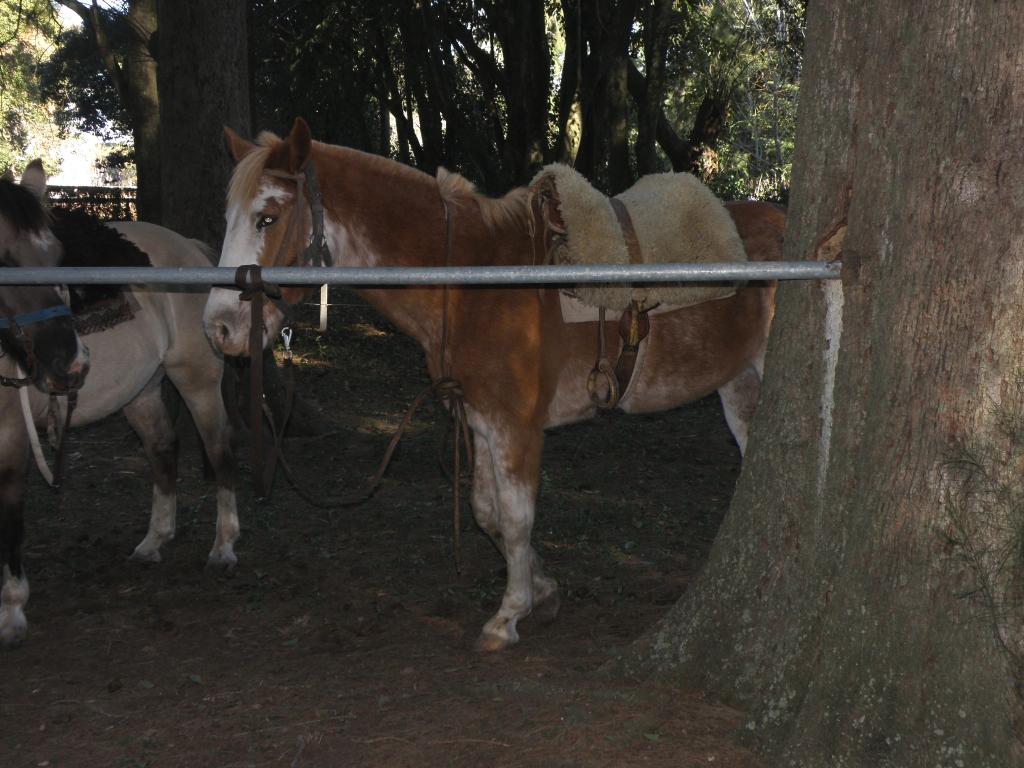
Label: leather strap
xmin=613 ymin=301 xmax=650 ymax=400
xmin=609 ymin=197 xmax=643 ymax=265
xmin=588 ymin=199 xmax=651 ymax=410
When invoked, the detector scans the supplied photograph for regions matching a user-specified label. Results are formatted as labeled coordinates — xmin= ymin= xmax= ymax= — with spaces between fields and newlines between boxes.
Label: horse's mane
xmin=0 ymin=177 xmax=49 ymax=233
xmin=226 ymin=131 xmax=279 ymax=208
xmin=436 ymin=168 xmax=530 ymax=234
xmin=227 ymin=132 xmax=531 ymax=235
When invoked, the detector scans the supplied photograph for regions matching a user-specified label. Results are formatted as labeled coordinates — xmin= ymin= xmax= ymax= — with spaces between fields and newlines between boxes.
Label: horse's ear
xmin=286 ymin=117 xmax=312 ymax=172
xmin=20 ymin=159 xmax=47 ymax=200
xmin=223 ymin=126 xmax=257 ymax=163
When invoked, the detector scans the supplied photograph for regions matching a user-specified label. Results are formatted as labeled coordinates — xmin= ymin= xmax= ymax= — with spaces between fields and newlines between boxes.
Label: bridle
xmin=263 ymin=162 xmax=334 ymax=271
xmin=234 ymin=160 xmax=334 ymax=499
xmin=234 ymin=162 xmax=473 ymax=573
xmin=0 ymin=284 xmax=80 ymax=489
xmin=0 ymin=296 xmax=73 ymax=389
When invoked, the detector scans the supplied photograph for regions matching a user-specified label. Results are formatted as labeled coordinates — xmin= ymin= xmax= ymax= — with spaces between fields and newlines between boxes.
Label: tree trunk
xmin=57 ymin=0 xmax=161 ymax=221
xmin=156 ymin=0 xmax=249 ymax=247
xmin=629 ymin=2 xmax=1024 ymax=765
xmin=635 ymin=0 xmax=672 ymax=175
xmin=122 ymin=0 xmax=160 ymax=222
xmin=491 ymin=0 xmax=549 ymax=184
xmin=554 ymin=0 xmax=583 ymax=165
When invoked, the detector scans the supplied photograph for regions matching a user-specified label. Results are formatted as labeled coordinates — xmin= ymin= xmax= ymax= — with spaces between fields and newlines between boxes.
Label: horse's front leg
xmin=0 ymin=422 xmax=30 ymax=648
xmin=166 ymin=359 xmax=237 ymax=569
xmin=123 ymin=377 xmax=179 ymax=563
xmin=469 ymin=419 xmax=555 ymax=652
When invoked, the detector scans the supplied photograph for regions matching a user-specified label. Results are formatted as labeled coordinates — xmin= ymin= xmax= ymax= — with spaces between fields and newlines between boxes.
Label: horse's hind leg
xmin=124 ymin=376 xmax=180 ymax=563
xmin=717 ymin=363 xmax=762 ymax=457
xmin=469 ymin=423 xmax=556 ymax=652
xmin=166 ymin=359 xmax=237 ymax=568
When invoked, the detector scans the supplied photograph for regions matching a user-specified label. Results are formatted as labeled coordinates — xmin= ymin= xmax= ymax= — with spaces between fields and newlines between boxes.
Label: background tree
xmin=0 ymin=0 xmax=64 ymax=173
xmin=156 ymin=0 xmax=248 ymax=246
xmin=38 ymin=1 xmax=803 ymax=201
xmin=48 ymin=0 xmax=159 ymax=220
xmin=628 ymin=1 xmax=1024 ymax=764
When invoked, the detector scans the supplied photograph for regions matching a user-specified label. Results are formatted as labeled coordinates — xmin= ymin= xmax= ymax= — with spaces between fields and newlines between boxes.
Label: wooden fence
xmin=47 ymin=185 xmax=138 ymax=222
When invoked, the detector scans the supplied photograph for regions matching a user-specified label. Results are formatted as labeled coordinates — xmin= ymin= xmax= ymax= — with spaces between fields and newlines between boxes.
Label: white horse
xmin=0 ymin=162 xmax=237 ymax=648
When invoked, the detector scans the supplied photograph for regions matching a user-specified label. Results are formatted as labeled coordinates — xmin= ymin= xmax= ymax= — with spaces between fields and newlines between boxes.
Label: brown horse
xmin=203 ymin=118 xmax=785 ymax=651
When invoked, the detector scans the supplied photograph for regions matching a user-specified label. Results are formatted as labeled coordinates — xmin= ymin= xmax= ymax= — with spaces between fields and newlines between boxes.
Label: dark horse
xmin=0 ymin=161 xmax=90 ymax=647
xmin=204 ymin=119 xmax=785 ymax=651
xmin=0 ymin=162 xmax=237 ymax=649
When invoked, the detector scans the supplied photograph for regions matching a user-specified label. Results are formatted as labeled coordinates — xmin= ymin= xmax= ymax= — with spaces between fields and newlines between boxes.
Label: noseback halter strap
xmin=0 ymin=299 xmax=72 ymax=388
xmin=0 ymin=303 xmax=72 ymax=329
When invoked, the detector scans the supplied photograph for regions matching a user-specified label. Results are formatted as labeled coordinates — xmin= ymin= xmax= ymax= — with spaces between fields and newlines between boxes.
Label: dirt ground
xmin=0 ymin=292 xmax=763 ymax=768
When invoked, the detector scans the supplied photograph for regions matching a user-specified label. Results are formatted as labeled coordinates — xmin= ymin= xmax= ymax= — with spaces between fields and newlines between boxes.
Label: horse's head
xmin=204 ymin=117 xmax=326 ymax=357
xmin=0 ymin=161 xmax=90 ymax=393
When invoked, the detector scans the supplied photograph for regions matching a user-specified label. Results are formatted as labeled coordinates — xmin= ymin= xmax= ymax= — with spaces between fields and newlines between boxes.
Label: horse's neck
xmin=320 ymin=157 xmax=454 ymax=352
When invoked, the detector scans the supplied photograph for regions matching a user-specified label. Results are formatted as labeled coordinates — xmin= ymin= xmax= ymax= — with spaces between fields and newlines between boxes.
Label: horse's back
xmin=725 ymin=201 xmax=786 ymax=263
xmin=107 ymin=221 xmax=215 ymax=269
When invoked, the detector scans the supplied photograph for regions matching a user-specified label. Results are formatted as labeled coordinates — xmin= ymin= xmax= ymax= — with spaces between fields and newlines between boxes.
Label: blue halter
xmin=0 ymin=303 xmax=72 ymax=330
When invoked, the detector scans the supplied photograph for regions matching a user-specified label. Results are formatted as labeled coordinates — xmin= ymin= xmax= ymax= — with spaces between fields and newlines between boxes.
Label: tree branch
xmin=55 ymin=0 xmax=129 ymax=105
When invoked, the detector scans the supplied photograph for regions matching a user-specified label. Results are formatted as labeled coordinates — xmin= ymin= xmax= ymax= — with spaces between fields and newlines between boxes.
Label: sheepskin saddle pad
xmin=529 ymin=164 xmax=746 ymax=312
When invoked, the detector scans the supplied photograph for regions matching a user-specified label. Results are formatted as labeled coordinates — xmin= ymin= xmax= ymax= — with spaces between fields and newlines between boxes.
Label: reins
xmin=237 ymin=163 xmax=473 ymax=572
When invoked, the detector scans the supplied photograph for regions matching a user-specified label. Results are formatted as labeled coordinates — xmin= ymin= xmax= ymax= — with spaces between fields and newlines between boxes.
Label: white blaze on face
xmin=203 ymin=183 xmax=291 ymax=356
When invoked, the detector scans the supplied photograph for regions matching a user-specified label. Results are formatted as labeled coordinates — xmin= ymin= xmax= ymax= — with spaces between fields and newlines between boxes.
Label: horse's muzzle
xmin=203 ymin=287 xmax=278 ymax=357
xmin=39 ymin=345 xmax=90 ymax=394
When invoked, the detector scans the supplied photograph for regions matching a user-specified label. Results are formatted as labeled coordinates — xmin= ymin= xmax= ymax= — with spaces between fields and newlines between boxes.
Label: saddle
xmin=52 ymin=208 xmax=150 ymax=335
xmin=528 ymin=165 xmax=746 ymax=408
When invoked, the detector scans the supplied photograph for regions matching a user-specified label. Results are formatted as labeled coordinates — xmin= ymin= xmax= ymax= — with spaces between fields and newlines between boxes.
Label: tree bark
xmin=156 ymin=0 xmax=249 ymax=247
xmin=554 ymin=0 xmax=583 ymax=165
xmin=490 ymin=0 xmax=549 ymax=184
xmin=58 ymin=0 xmax=160 ymax=221
xmin=635 ymin=0 xmax=673 ymax=175
xmin=629 ymin=2 xmax=1024 ymax=765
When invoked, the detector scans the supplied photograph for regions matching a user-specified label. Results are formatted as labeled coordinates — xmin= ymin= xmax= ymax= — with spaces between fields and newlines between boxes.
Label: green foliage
xmin=43 ymin=0 xmax=805 ymax=200
xmin=38 ymin=4 xmax=130 ymax=140
xmin=0 ymin=0 xmax=65 ymax=174
xmin=662 ymin=0 xmax=804 ymax=202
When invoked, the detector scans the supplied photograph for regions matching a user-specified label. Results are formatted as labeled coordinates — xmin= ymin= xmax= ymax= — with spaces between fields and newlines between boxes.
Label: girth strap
xmin=588 ymin=199 xmax=651 ymax=410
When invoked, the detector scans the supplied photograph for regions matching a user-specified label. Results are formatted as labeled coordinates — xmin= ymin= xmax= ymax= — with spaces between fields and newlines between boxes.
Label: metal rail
xmin=0 ymin=261 xmax=840 ymax=286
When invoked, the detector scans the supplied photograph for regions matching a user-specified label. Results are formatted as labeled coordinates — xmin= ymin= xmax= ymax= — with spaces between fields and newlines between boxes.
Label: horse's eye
xmin=256 ymin=215 xmax=277 ymax=230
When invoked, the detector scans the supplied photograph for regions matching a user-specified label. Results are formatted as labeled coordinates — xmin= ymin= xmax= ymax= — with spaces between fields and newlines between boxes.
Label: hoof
xmin=129 ymin=547 xmax=162 ymax=564
xmin=0 ymin=611 xmax=27 ymax=649
xmin=206 ymin=547 xmax=238 ymax=571
xmin=0 ymin=633 xmax=25 ymax=650
xmin=474 ymin=616 xmax=519 ymax=653
xmin=532 ymin=589 xmax=561 ymax=625
xmin=474 ymin=630 xmax=512 ymax=653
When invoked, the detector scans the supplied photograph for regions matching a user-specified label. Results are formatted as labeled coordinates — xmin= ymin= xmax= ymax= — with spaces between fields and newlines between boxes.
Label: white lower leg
xmin=131 ymin=486 xmax=176 ymax=562
xmin=0 ymin=565 xmax=29 ymax=648
xmin=530 ymin=549 xmax=559 ymax=605
xmin=208 ymin=487 xmax=239 ymax=567
xmin=478 ymin=539 xmax=533 ymax=650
